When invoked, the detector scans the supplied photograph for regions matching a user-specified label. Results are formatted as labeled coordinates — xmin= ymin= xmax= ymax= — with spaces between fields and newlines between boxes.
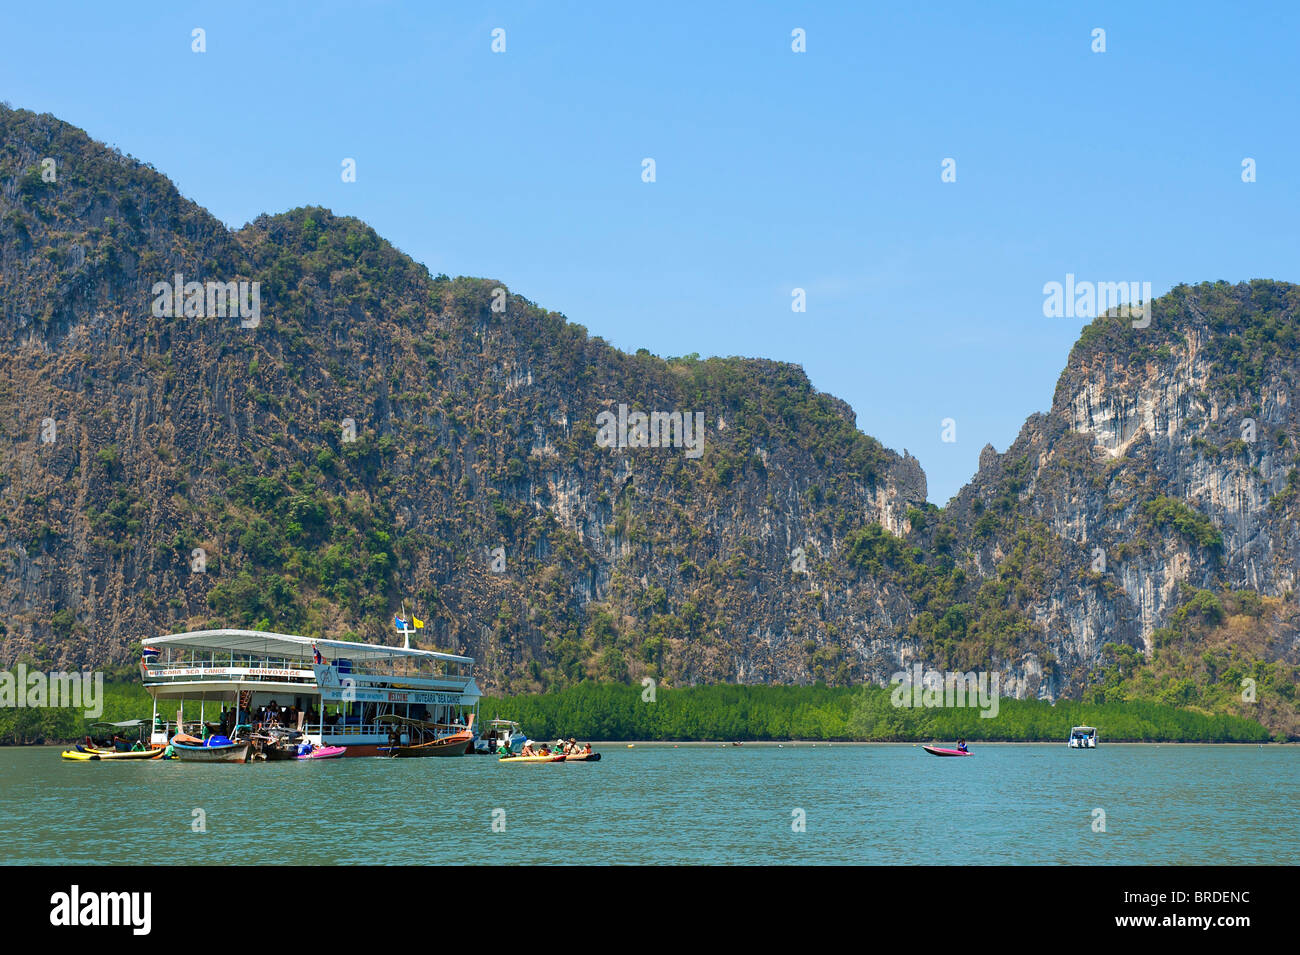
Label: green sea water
xmin=2 ymin=743 xmax=1295 ymax=865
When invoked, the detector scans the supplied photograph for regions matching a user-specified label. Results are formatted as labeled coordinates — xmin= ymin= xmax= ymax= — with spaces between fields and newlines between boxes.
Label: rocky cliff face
xmin=943 ymin=283 xmax=1300 ymax=699
xmin=1 ymin=106 xmax=1296 ymax=717
xmin=0 ymin=105 xmax=928 ymax=690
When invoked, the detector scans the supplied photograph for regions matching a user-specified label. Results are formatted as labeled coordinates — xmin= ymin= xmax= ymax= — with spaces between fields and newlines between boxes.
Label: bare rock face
xmin=948 ymin=282 xmax=1300 ymax=696
xmin=0 ymin=106 xmax=1296 ymax=710
xmin=979 ymin=443 xmax=998 ymax=472
xmin=0 ymin=105 xmax=931 ymax=690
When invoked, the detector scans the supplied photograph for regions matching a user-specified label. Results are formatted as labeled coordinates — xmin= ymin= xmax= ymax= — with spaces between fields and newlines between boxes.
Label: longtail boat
xmin=376 ymin=713 xmax=474 ymax=758
xmin=171 ymin=737 xmax=252 ymax=763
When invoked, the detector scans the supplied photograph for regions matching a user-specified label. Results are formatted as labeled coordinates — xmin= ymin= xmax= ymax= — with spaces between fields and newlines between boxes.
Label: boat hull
xmin=172 ymin=741 xmax=252 ymax=763
xmin=377 ymin=733 xmax=472 ymax=758
xmin=298 ymin=745 xmax=347 ymax=759
xmin=499 ymin=754 xmax=566 ymax=763
xmin=563 ymin=752 xmax=601 ymax=762
xmin=922 ymin=746 xmax=971 ymax=757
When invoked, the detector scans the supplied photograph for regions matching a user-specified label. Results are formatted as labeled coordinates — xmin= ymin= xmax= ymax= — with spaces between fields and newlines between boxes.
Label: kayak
xmin=499 ymin=754 xmax=566 ymax=763
xmin=298 ymin=745 xmax=347 ymax=759
xmin=62 ymin=746 xmax=164 ymax=761
xmin=923 ymin=746 xmax=971 ymax=757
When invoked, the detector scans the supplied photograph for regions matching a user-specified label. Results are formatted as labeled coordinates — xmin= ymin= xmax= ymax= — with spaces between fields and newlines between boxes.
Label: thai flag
xmin=312 ymin=643 xmax=326 ymax=665
xmin=141 ymin=647 xmax=160 ymax=661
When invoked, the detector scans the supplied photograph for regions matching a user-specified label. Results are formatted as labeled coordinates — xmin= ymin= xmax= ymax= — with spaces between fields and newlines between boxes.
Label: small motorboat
xmin=498 ymin=753 xmax=566 ymax=763
xmin=473 ymin=719 xmax=527 ymax=755
xmin=84 ymin=719 xmax=153 ymax=752
xmin=251 ymin=727 xmax=306 ymax=760
xmin=1068 ymin=726 xmax=1098 ymax=749
xmin=922 ymin=745 xmax=971 ymax=757
xmin=297 ymin=745 xmax=347 ymax=759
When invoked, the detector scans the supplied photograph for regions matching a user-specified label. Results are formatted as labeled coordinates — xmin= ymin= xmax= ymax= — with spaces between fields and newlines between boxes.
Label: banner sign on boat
xmin=318 ymin=686 xmax=463 ymax=705
xmin=143 ymin=666 xmax=313 ymax=680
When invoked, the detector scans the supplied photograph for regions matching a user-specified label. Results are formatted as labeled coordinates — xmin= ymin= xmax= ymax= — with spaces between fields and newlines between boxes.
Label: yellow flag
xmin=413 ymin=617 xmax=425 ymax=629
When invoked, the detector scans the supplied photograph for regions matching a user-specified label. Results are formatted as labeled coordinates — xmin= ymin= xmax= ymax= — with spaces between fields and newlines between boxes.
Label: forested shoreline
xmin=0 ymin=680 xmax=1281 ymax=745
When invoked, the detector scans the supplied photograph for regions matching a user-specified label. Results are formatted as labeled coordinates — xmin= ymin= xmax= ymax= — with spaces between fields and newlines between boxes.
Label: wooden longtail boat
xmin=376 ymin=713 xmax=474 ymax=758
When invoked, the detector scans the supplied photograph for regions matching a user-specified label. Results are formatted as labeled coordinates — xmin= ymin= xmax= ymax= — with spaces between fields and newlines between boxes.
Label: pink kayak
xmin=297 ymin=745 xmax=347 ymax=759
xmin=922 ymin=745 xmax=971 ymax=757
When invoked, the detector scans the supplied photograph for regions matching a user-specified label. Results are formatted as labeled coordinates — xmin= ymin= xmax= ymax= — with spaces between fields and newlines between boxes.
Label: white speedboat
xmin=1068 ymin=725 xmax=1098 ymax=748
xmin=474 ymin=719 xmax=527 ymax=754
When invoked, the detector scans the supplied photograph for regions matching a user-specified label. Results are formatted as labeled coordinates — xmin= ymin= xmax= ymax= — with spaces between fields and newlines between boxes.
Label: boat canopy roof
xmin=1071 ymin=725 xmax=1097 ymax=733
xmin=144 ymin=629 xmax=474 ymax=665
xmin=90 ymin=719 xmax=150 ymax=729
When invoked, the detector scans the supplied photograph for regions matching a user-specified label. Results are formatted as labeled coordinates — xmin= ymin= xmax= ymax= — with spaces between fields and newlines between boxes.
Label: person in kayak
xmin=957 ymin=739 xmax=968 ymax=753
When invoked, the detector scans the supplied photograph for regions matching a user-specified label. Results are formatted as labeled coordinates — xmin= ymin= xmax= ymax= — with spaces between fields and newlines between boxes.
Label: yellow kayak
xmin=498 ymin=753 xmax=566 ymax=763
xmin=62 ymin=746 xmax=164 ymax=761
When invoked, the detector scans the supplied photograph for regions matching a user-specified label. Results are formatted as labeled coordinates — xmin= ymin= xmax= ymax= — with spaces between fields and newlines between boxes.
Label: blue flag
xmin=394 ymin=614 xmax=407 ymax=631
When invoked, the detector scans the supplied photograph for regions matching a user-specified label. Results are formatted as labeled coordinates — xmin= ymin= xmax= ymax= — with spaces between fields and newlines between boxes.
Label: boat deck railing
xmin=323 ymin=721 xmax=472 ymax=738
xmin=142 ymin=658 xmax=470 ymax=684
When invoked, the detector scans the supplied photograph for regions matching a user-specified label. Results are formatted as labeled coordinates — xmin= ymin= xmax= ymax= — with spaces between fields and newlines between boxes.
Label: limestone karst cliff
xmin=1 ymin=105 xmax=1296 ymax=731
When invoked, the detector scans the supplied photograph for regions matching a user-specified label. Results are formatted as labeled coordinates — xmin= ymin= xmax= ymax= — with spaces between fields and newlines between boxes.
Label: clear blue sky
xmin=4 ymin=2 xmax=1298 ymax=502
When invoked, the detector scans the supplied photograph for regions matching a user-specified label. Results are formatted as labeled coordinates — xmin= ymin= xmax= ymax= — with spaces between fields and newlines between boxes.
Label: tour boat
xmin=138 ymin=627 xmax=481 ymax=757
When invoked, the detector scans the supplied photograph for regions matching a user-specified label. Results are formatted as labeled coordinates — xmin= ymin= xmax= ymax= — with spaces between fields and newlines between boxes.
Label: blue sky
xmin=4 ymin=2 xmax=1298 ymax=502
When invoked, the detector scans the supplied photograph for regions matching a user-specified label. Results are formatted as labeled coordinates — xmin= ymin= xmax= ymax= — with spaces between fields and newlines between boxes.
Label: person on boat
xmin=583 ymin=743 xmax=592 ymax=754
xmin=957 ymin=739 xmax=968 ymax=753
xmin=521 ymin=740 xmax=536 ymax=756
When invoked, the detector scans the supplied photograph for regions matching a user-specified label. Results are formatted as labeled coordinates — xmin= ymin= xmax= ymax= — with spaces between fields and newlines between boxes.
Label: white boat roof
xmin=146 ymin=629 xmax=474 ymax=665
xmin=1071 ymin=725 xmax=1097 ymax=732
